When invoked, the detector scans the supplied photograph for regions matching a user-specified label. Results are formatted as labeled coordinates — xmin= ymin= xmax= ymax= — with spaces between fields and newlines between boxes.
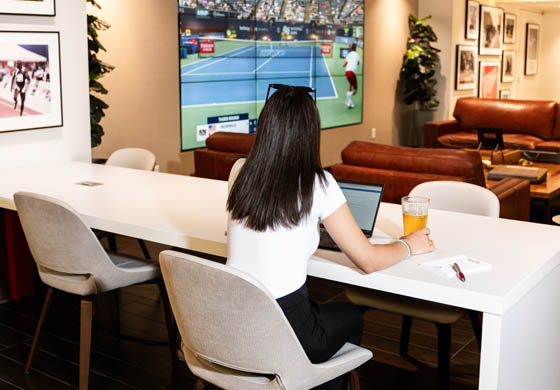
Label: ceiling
xmin=496 ymin=0 xmax=560 ymax=12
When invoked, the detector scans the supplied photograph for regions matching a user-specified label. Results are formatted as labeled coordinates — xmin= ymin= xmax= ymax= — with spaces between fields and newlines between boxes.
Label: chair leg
xmin=80 ymin=297 xmax=94 ymax=390
xmin=468 ymin=310 xmax=482 ymax=348
xmin=156 ymin=278 xmax=178 ymax=361
xmin=435 ymin=322 xmax=451 ymax=390
xmin=399 ymin=315 xmax=413 ymax=357
xmin=110 ymin=290 xmax=120 ymax=341
xmin=137 ymin=239 xmax=151 ymax=260
xmin=24 ymin=287 xmax=55 ymax=374
xmin=107 ymin=234 xmax=117 ymax=252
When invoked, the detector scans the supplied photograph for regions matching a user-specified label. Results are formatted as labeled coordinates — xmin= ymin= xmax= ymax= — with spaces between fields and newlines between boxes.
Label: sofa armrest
xmin=424 ymin=120 xmax=460 ymax=148
xmin=487 ymin=177 xmax=530 ymax=221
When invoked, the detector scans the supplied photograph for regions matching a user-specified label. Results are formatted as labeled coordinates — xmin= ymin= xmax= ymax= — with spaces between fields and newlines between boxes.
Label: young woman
xmin=226 ymin=86 xmax=434 ymax=389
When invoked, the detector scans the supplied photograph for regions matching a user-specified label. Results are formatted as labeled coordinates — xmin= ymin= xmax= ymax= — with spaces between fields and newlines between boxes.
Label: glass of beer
xmin=401 ymin=196 xmax=429 ymax=235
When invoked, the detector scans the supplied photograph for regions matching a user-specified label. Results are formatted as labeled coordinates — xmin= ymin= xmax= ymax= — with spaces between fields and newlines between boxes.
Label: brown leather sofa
xmin=193 ymin=133 xmax=530 ymax=221
xmin=330 ymin=141 xmax=530 ymax=221
xmin=425 ymin=97 xmax=560 ymax=152
xmin=193 ymin=132 xmax=256 ymax=180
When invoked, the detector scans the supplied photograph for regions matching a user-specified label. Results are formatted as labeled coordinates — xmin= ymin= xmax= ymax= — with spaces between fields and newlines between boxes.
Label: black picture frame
xmin=0 ymin=0 xmax=55 ymax=16
xmin=525 ymin=23 xmax=539 ymax=76
xmin=0 ymin=31 xmax=63 ymax=133
xmin=465 ymin=0 xmax=480 ymax=40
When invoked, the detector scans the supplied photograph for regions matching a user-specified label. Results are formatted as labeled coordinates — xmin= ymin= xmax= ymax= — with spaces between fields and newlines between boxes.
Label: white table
xmin=2 ymin=161 xmax=560 ymax=390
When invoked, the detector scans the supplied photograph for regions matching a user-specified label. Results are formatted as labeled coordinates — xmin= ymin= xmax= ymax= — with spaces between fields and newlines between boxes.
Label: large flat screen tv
xmin=178 ymin=0 xmax=364 ymax=151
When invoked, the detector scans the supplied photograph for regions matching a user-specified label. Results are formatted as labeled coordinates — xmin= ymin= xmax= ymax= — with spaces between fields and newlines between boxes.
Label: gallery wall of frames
xmin=454 ymin=0 xmax=542 ymax=102
xmin=0 ymin=0 xmax=91 ymax=167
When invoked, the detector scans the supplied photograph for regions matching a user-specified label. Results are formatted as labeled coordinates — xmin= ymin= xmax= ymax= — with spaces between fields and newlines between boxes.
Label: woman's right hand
xmin=401 ymin=228 xmax=435 ymax=255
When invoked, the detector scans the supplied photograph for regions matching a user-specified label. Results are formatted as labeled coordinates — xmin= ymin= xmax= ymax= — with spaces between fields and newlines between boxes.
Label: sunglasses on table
xmin=265 ymin=84 xmax=317 ymax=102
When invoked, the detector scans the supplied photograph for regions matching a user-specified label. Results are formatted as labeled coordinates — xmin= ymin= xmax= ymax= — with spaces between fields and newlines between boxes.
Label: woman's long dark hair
xmin=227 ymin=86 xmax=325 ymax=231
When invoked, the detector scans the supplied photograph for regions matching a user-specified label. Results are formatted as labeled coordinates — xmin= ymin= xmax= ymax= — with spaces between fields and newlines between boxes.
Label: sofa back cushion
xmin=335 ymin=141 xmax=485 ymax=204
xmin=453 ymin=97 xmax=557 ymax=140
xmin=206 ymin=132 xmax=256 ymax=154
xmin=555 ymin=107 xmax=560 ymax=140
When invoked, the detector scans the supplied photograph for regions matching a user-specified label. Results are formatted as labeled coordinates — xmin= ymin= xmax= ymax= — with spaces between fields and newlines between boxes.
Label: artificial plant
xmin=87 ymin=0 xmax=114 ymax=148
xmin=400 ymin=14 xmax=441 ymax=111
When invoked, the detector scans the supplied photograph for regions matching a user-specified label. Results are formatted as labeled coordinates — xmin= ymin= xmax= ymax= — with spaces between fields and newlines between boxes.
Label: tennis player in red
xmin=342 ymin=43 xmax=359 ymax=109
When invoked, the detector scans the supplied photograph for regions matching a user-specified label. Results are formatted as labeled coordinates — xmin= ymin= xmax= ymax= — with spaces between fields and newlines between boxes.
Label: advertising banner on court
xmin=199 ymin=40 xmax=214 ymax=54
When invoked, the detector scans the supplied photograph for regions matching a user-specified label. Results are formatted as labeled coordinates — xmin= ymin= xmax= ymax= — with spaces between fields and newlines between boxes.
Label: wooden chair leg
xmin=80 ymin=297 xmax=94 ymax=390
xmin=137 ymin=239 xmax=151 ymax=260
xmin=25 ymin=287 xmax=55 ymax=374
xmin=107 ymin=234 xmax=117 ymax=252
xmin=468 ymin=310 xmax=482 ymax=347
xmin=435 ymin=322 xmax=451 ymax=390
xmin=399 ymin=315 xmax=413 ymax=357
xmin=110 ymin=290 xmax=120 ymax=341
xmin=156 ymin=279 xmax=178 ymax=361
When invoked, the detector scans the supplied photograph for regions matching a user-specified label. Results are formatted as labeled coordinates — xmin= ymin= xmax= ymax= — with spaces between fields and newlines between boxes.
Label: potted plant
xmin=87 ymin=0 xmax=114 ymax=150
xmin=400 ymin=14 xmax=441 ymax=147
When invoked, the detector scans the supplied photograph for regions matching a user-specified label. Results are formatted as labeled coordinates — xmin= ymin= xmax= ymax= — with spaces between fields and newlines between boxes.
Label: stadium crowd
xmin=179 ymin=0 xmax=363 ymax=24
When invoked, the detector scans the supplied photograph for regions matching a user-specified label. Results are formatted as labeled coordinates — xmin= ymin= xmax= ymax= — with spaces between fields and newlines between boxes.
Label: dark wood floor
xmin=0 ymin=236 xmax=480 ymax=389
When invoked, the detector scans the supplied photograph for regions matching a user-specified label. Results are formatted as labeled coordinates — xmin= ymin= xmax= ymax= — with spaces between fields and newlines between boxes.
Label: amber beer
xmin=401 ymin=196 xmax=429 ymax=235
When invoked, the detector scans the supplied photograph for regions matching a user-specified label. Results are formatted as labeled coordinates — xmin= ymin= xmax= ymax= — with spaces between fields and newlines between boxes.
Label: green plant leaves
xmin=400 ymin=14 xmax=440 ymax=111
xmin=87 ymin=0 xmax=114 ymax=148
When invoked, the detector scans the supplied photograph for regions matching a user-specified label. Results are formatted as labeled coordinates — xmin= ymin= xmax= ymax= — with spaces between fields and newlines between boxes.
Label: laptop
xmin=319 ymin=180 xmax=384 ymax=251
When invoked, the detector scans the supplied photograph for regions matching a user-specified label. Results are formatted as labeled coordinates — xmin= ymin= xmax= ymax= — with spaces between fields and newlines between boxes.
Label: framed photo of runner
xmin=0 ymin=0 xmax=55 ymax=16
xmin=0 ymin=31 xmax=62 ymax=133
xmin=478 ymin=61 xmax=500 ymax=99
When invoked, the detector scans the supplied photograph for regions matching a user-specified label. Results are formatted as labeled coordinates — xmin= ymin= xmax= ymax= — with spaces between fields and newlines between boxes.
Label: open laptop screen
xmin=339 ymin=181 xmax=384 ymax=233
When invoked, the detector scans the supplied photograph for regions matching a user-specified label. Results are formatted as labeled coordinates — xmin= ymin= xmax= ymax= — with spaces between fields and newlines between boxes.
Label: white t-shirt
xmin=227 ymin=164 xmax=346 ymax=299
xmin=345 ymin=50 xmax=360 ymax=73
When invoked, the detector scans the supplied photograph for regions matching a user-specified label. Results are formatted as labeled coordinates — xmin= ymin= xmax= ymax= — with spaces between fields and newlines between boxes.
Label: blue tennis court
xmin=180 ymin=43 xmax=337 ymax=107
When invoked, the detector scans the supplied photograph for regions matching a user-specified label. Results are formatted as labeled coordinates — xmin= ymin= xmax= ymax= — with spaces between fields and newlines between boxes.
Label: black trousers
xmin=277 ymin=284 xmax=363 ymax=390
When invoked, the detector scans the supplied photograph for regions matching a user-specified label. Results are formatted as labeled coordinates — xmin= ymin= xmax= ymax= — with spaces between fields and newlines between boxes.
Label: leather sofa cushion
xmin=205 ymin=132 xmax=256 ymax=154
xmin=454 ymin=97 xmax=557 ymax=140
xmin=438 ymin=132 xmax=544 ymax=150
xmin=535 ymin=141 xmax=560 ymax=152
xmin=437 ymin=131 xmax=478 ymax=148
xmin=341 ymin=141 xmax=484 ymax=184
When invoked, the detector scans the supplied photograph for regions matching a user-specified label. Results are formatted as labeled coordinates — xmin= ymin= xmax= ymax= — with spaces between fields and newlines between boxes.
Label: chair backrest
xmin=409 ymin=181 xmax=500 ymax=218
xmin=159 ymin=250 xmax=313 ymax=384
xmin=14 ymin=192 xmax=119 ymax=290
xmin=106 ymin=148 xmax=156 ymax=171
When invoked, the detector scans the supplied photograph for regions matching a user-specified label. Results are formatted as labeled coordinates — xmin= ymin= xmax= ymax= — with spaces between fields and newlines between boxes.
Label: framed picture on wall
xmin=501 ymin=50 xmax=516 ymax=83
xmin=479 ymin=61 xmax=500 ymax=99
xmin=456 ymin=45 xmax=477 ymax=90
xmin=0 ymin=31 xmax=62 ymax=133
xmin=0 ymin=0 xmax=55 ymax=16
xmin=499 ymin=89 xmax=511 ymax=99
xmin=504 ymin=13 xmax=517 ymax=44
xmin=525 ymin=23 xmax=540 ymax=75
xmin=479 ymin=5 xmax=503 ymax=55
xmin=465 ymin=0 xmax=480 ymax=40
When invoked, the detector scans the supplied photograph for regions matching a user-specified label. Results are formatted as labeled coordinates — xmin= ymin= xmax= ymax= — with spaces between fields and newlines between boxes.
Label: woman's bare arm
xmin=322 ymin=204 xmax=434 ymax=273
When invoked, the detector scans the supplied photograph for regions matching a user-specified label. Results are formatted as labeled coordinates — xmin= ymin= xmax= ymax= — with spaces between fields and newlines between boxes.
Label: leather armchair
xmin=193 ymin=132 xmax=255 ymax=181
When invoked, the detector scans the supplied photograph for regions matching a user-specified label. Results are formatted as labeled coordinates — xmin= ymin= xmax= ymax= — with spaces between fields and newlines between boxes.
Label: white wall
xmin=0 ymin=0 xmax=90 ymax=167
xmin=540 ymin=12 xmax=560 ymax=101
